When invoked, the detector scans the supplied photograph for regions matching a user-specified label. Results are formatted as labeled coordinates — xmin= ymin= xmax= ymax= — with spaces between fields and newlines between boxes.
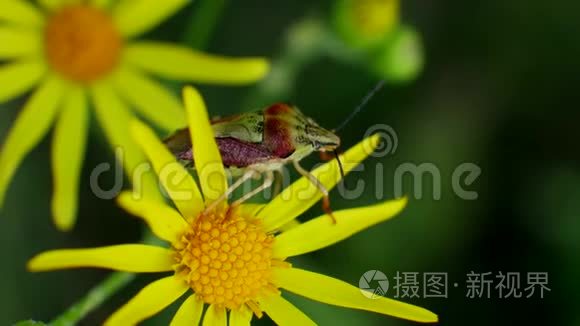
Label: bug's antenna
xmin=334 ymin=149 xmax=345 ymax=180
xmin=334 ymin=80 xmax=386 ymax=132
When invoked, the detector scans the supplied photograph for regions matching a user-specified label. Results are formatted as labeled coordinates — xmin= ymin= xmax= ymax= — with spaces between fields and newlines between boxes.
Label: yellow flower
xmin=0 ymin=0 xmax=269 ymax=230
xmin=28 ymin=87 xmax=437 ymax=325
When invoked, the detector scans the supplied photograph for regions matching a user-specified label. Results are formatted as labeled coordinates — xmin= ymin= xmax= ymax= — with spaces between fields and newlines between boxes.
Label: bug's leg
xmin=292 ymin=160 xmax=337 ymax=224
xmin=232 ymin=170 xmax=274 ymax=206
xmin=271 ymin=169 xmax=283 ymax=199
xmin=205 ymin=169 xmax=257 ymax=213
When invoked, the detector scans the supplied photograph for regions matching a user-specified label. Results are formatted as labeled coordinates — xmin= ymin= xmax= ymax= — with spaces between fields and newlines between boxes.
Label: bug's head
xmin=305 ymin=122 xmax=341 ymax=152
xmin=265 ymin=103 xmax=341 ymax=153
xmin=282 ymin=105 xmax=341 ymax=152
xmin=290 ymin=107 xmax=345 ymax=178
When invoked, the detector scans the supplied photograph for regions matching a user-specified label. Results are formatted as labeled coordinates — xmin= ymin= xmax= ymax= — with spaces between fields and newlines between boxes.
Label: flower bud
xmin=369 ymin=25 xmax=424 ymax=83
xmin=333 ymin=0 xmax=399 ymax=50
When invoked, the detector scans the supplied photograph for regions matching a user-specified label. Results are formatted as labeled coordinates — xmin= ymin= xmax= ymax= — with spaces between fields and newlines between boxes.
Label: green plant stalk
xmin=49 ymin=272 xmax=135 ymax=326
xmin=183 ymin=0 xmax=227 ymax=49
xmin=168 ymin=0 xmax=228 ymax=93
xmin=243 ymin=16 xmax=359 ymax=110
xmin=49 ymin=230 xmax=165 ymax=325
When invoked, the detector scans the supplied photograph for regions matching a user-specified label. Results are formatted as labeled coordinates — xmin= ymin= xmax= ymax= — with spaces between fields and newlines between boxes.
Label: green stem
xmin=243 ymin=16 xmax=356 ymax=110
xmin=49 ymin=232 xmax=162 ymax=325
xmin=49 ymin=272 xmax=135 ymax=326
xmin=183 ymin=0 xmax=227 ymax=49
xmin=168 ymin=0 xmax=228 ymax=93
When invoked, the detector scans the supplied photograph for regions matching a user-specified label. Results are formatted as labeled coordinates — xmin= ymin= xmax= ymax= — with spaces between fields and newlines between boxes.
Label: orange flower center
xmin=174 ymin=207 xmax=282 ymax=313
xmin=44 ymin=5 xmax=123 ymax=83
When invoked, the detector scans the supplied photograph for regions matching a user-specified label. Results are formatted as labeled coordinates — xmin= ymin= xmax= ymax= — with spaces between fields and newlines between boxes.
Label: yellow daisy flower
xmin=0 ymin=0 xmax=269 ymax=230
xmin=28 ymin=87 xmax=437 ymax=325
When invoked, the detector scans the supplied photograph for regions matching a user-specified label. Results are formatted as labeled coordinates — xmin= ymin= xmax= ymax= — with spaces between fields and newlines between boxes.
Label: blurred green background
xmin=1 ymin=0 xmax=579 ymax=325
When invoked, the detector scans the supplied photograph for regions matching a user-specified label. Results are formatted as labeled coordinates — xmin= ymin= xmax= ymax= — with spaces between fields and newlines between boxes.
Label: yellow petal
xmin=125 ymin=42 xmax=270 ymax=85
xmin=130 ymin=119 xmax=204 ymax=218
xmin=236 ymin=203 xmax=265 ymax=218
xmin=0 ymin=1 xmax=44 ymax=27
xmin=89 ymin=0 xmax=112 ymax=9
xmin=229 ymin=306 xmax=252 ymax=326
xmin=0 ymin=76 xmax=64 ymax=209
xmin=117 ymin=191 xmax=189 ymax=244
xmin=0 ymin=61 xmax=46 ymax=103
xmin=51 ymin=86 xmax=88 ymax=231
xmin=273 ymin=268 xmax=438 ymax=323
xmin=113 ymin=0 xmax=189 ymax=38
xmin=170 ymin=294 xmax=204 ymax=326
xmin=90 ymin=83 xmax=162 ymax=203
xmin=105 ymin=276 xmax=188 ymax=326
xmin=37 ymin=0 xmax=78 ymax=11
xmin=28 ymin=244 xmax=174 ymax=272
xmin=259 ymin=294 xmax=316 ymax=326
xmin=202 ymin=304 xmax=227 ymax=326
xmin=273 ymin=197 xmax=407 ymax=259
xmin=278 ymin=219 xmax=301 ymax=233
xmin=0 ymin=27 xmax=42 ymax=58
xmin=260 ymin=134 xmax=381 ymax=232
xmin=112 ymin=66 xmax=185 ymax=131
xmin=183 ymin=86 xmax=228 ymax=204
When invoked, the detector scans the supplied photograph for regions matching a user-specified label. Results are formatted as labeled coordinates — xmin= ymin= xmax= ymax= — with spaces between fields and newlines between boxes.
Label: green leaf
xmin=12 ymin=320 xmax=47 ymax=326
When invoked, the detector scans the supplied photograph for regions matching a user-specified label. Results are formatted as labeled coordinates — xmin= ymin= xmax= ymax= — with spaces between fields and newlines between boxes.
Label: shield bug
xmin=164 ymin=81 xmax=385 ymax=222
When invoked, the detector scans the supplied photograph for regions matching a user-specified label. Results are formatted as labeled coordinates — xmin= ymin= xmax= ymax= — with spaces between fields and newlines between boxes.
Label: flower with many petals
xmin=28 ymin=87 xmax=437 ymax=325
xmin=0 ymin=0 xmax=269 ymax=230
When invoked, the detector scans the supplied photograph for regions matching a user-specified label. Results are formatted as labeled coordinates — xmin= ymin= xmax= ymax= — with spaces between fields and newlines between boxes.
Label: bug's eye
xmin=313 ymin=141 xmax=335 ymax=150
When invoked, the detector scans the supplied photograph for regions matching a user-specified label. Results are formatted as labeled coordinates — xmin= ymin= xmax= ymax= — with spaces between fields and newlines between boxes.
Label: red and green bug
xmin=164 ymin=103 xmax=343 ymax=221
xmin=164 ymin=81 xmax=385 ymax=222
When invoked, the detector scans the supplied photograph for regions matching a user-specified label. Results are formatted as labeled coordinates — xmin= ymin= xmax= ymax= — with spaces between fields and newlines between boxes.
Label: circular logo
xmin=359 ymin=270 xmax=389 ymax=299
xmin=363 ymin=124 xmax=398 ymax=158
